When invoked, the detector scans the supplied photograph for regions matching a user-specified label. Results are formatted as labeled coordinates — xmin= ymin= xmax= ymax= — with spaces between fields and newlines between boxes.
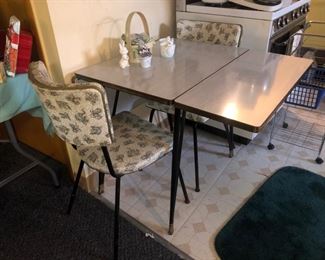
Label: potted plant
xmin=121 ymin=32 xmax=155 ymax=63
xmin=137 ymin=44 xmax=152 ymax=68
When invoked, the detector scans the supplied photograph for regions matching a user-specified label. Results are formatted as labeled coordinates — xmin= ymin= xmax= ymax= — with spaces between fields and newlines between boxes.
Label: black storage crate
xmin=285 ymin=67 xmax=325 ymax=109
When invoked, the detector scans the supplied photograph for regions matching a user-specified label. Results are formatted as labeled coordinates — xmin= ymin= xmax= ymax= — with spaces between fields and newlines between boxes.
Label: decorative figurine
xmin=119 ymin=39 xmax=129 ymax=69
xmin=160 ymin=36 xmax=175 ymax=58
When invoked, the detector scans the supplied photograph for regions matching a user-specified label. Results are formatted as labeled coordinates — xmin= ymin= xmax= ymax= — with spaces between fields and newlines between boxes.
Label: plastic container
xmin=285 ymin=67 xmax=325 ymax=109
xmin=139 ymin=56 xmax=152 ymax=68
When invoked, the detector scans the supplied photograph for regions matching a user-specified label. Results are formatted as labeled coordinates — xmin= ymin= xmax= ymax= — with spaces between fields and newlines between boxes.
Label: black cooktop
xmin=203 ymin=0 xmax=282 ymax=9
xmin=203 ymin=2 xmax=253 ymax=10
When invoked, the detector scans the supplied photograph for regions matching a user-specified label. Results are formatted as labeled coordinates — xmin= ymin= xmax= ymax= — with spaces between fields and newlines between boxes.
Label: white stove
xmin=177 ymin=0 xmax=310 ymax=51
xmin=176 ymin=0 xmax=311 ymax=140
xmin=202 ymin=0 xmax=284 ymax=12
xmin=186 ymin=0 xmax=309 ymax=21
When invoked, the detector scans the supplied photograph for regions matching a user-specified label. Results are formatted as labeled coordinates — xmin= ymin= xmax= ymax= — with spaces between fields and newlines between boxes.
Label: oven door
xmin=269 ymin=17 xmax=306 ymax=55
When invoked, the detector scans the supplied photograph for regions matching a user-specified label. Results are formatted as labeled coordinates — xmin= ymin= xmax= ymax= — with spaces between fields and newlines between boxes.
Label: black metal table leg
xmin=168 ymin=108 xmax=186 ymax=235
xmin=282 ymin=105 xmax=289 ymax=129
xmin=193 ymin=123 xmax=200 ymax=192
xmin=315 ymin=133 xmax=324 ymax=164
xmin=112 ymin=90 xmax=120 ymax=116
xmin=224 ymin=123 xmax=235 ymax=158
xmin=0 ymin=120 xmax=60 ymax=188
xmin=267 ymin=112 xmax=277 ymax=150
xmin=167 ymin=113 xmax=174 ymax=132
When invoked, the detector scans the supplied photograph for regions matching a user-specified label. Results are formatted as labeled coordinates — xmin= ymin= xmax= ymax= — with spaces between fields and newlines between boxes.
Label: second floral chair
xmin=147 ymin=19 xmax=243 ymax=192
xmin=28 ymin=61 xmax=190 ymax=260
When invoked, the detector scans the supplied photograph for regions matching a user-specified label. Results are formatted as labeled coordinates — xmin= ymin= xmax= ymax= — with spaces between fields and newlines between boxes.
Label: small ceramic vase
xmin=139 ymin=55 xmax=152 ymax=68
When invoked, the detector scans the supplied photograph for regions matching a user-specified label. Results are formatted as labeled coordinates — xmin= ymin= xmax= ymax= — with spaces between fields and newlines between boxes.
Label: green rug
xmin=215 ymin=166 xmax=325 ymax=260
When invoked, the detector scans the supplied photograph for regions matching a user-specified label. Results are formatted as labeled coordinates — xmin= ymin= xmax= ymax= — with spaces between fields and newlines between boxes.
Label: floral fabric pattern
xmin=28 ymin=61 xmax=114 ymax=147
xmin=176 ymin=20 xmax=242 ymax=47
xmin=78 ymin=111 xmax=173 ymax=175
xmin=29 ymin=61 xmax=173 ymax=176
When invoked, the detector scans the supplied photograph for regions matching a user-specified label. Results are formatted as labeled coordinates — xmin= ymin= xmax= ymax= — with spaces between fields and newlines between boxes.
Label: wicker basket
xmin=124 ymin=11 xmax=150 ymax=63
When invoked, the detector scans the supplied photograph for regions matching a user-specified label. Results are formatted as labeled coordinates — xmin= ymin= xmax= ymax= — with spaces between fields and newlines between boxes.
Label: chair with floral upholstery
xmin=147 ymin=19 xmax=242 ymax=192
xmin=28 ymin=61 xmax=190 ymax=260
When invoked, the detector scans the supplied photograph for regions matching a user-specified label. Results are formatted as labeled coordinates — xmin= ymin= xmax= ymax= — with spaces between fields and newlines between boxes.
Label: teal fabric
xmin=0 ymin=74 xmax=53 ymax=133
xmin=215 ymin=166 xmax=325 ymax=260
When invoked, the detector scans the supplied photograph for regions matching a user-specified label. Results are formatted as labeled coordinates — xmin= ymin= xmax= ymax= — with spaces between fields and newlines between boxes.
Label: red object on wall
xmin=16 ymin=30 xmax=33 ymax=73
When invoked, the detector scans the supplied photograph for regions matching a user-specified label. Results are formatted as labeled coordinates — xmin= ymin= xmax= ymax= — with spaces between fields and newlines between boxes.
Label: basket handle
xmin=125 ymin=12 xmax=149 ymax=55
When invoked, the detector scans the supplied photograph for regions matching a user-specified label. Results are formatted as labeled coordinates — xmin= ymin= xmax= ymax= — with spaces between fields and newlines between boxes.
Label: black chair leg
xmin=223 ymin=123 xmax=235 ymax=158
xmin=193 ymin=123 xmax=200 ymax=192
xmin=67 ymin=160 xmax=84 ymax=214
xmin=149 ymin=109 xmax=155 ymax=123
xmin=98 ymin=172 xmax=105 ymax=194
xmin=179 ymin=168 xmax=190 ymax=204
xmin=167 ymin=114 xmax=174 ymax=132
xmin=114 ymin=177 xmax=121 ymax=260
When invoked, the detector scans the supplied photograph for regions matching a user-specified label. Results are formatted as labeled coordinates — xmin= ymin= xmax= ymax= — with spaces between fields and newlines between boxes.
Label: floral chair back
xmin=176 ymin=19 xmax=242 ymax=47
xmin=28 ymin=61 xmax=114 ymax=147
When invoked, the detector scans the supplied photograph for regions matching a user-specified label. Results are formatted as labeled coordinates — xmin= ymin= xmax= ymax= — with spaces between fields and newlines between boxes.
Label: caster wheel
xmin=282 ymin=122 xmax=288 ymax=129
xmin=267 ymin=143 xmax=275 ymax=150
xmin=315 ymin=157 xmax=324 ymax=164
xmin=195 ymin=188 xmax=200 ymax=192
xmin=229 ymin=150 xmax=234 ymax=158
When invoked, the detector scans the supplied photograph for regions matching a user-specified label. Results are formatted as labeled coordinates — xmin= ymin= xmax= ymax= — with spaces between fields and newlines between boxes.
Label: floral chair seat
xmin=146 ymin=101 xmax=208 ymax=123
xmin=78 ymin=111 xmax=173 ymax=175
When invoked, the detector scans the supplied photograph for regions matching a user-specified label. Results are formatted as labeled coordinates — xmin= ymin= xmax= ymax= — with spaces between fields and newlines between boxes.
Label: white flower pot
xmin=160 ymin=43 xmax=176 ymax=58
xmin=139 ymin=56 xmax=152 ymax=68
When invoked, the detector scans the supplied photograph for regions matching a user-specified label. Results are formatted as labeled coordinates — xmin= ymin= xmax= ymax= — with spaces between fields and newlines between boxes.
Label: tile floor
xmin=100 ymin=104 xmax=325 ymax=260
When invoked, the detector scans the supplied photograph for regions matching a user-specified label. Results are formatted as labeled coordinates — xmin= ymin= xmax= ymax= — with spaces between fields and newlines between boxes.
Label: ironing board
xmin=0 ymin=73 xmax=59 ymax=188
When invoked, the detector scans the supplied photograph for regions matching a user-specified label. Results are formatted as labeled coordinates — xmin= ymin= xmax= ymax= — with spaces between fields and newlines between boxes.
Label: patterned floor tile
xmin=98 ymin=103 xmax=325 ymax=260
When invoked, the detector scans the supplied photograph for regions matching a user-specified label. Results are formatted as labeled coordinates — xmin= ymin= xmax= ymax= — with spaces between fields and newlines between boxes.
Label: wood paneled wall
xmin=0 ymin=0 xmax=72 ymax=176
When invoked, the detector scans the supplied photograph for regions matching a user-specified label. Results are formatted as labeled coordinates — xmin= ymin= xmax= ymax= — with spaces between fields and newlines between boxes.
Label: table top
xmin=75 ymin=39 xmax=248 ymax=104
xmin=175 ymin=50 xmax=313 ymax=132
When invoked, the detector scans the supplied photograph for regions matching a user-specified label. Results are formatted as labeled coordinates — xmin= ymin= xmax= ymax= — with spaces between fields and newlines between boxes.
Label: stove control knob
xmin=279 ymin=18 xmax=285 ymax=27
xmin=297 ymin=9 xmax=301 ymax=17
xmin=300 ymin=7 xmax=304 ymax=14
xmin=284 ymin=17 xmax=289 ymax=25
xmin=293 ymin=11 xmax=298 ymax=19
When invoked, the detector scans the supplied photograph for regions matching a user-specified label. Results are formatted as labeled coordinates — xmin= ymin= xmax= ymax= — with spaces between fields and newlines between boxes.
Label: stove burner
xmin=253 ymin=0 xmax=282 ymax=6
